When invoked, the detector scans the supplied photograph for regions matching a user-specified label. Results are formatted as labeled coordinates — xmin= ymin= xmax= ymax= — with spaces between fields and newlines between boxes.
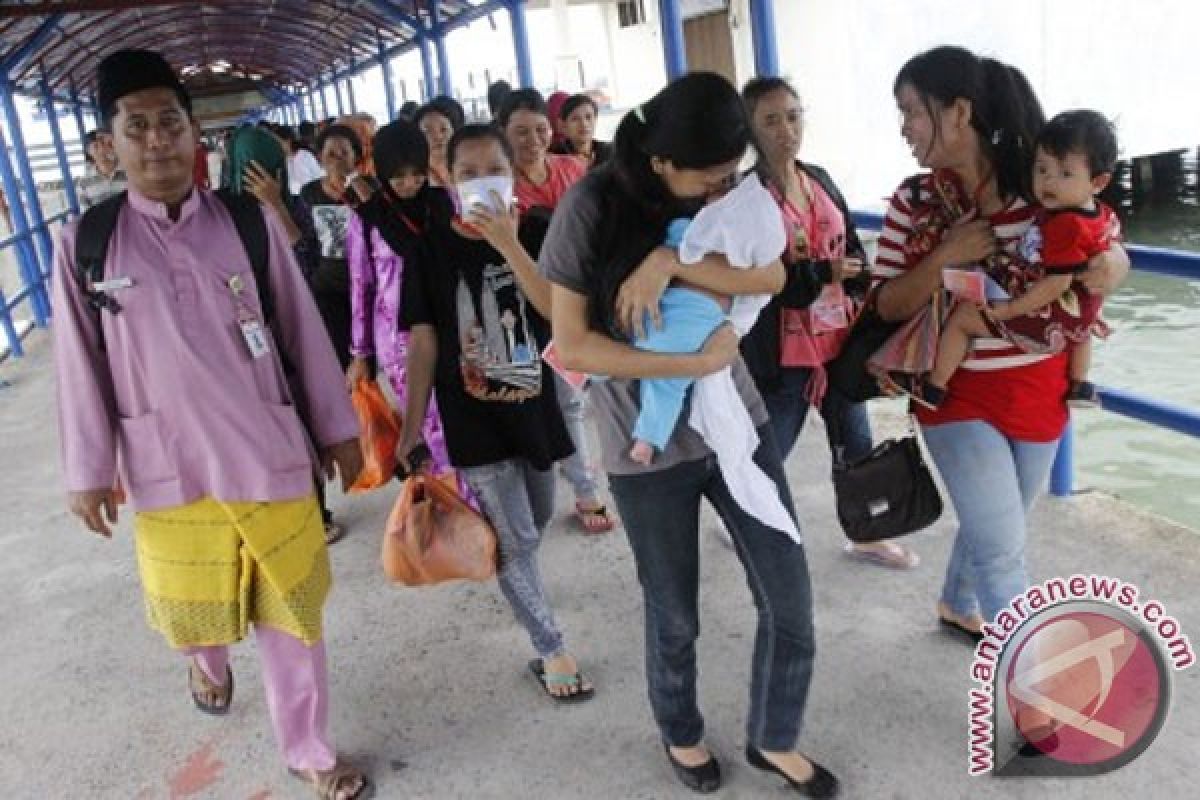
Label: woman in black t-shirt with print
xmin=396 ymin=125 xmax=594 ymax=704
xmin=300 ymin=124 xmax=376 ymax=369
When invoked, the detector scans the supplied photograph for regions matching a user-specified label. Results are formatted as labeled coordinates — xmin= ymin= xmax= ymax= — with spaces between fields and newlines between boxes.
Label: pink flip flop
xmin=842 ymin=540 xmax=920 ymax=570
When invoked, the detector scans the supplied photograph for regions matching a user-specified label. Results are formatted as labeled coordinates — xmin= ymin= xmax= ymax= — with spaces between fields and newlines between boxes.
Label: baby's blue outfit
xmin=632 ymin=219 xmax=726 ymax=451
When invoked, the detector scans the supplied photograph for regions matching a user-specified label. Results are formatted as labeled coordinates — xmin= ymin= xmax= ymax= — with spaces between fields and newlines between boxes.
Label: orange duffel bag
xmin=381 ymin=472 xmax=497 ymax=586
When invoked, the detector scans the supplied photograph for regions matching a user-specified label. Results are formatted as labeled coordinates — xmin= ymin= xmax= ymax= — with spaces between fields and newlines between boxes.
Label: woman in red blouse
xmin=873 ymin=46 xmax=1129 ymax=639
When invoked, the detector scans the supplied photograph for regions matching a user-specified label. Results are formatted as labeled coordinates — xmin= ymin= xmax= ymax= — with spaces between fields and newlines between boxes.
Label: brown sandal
xmin=574 ymin=501 xmax=615 ymax=534
xmin=289 ymin=760 xmax=372 ymax=800
xmin=188 ymin=661 xmax=233 ymax=715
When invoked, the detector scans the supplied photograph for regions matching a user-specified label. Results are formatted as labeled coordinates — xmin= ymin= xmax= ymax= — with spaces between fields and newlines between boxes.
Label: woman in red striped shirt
xmin=873 ymin=46 xmax=1129 ymax=638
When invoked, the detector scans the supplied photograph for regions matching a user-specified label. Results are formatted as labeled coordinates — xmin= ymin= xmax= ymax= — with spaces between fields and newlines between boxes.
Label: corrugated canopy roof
xmin=0 ymin=1 xmax=501 ymax=102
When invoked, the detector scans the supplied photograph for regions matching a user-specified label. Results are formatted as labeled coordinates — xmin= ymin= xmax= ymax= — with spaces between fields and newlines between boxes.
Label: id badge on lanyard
xmin=227 ymin=274 xmax=271 ymax=359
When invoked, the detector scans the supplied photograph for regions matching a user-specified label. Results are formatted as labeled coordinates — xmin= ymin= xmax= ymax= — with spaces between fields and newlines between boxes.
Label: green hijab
xmin=226 ymin=126 xmax=289 ymax=195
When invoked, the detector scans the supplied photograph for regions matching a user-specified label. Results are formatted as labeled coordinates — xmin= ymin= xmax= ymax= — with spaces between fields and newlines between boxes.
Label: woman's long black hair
xmin=894 ymin=45 xmax=1045 ymax=202
xmin=587 ymin=72 xmax=751 ymax=334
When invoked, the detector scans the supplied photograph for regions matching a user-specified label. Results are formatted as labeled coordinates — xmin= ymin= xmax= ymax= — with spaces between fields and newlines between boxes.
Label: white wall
xmin=772 ymin=0 xmax=1200 ymax=209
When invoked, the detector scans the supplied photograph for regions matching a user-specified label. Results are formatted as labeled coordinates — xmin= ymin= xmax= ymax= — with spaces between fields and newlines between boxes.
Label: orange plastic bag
xmin=382 ymin=473 xmax=497 ymax=586
xmin=349 ymin=378 xmax=402 ymax=494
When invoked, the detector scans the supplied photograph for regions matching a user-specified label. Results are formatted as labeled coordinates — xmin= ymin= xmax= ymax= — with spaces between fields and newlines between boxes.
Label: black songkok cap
xmin=96 ymin=49 xmax=191 ymax=122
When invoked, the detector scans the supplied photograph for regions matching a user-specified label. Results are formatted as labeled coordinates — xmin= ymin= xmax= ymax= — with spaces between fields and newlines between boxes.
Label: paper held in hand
xmin=542 ymin=340 xmax=590 ymax=390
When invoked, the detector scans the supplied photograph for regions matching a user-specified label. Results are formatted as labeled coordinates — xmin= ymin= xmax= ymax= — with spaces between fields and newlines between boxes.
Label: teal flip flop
xmin=528 ymin=658 xmax=595 ymax=704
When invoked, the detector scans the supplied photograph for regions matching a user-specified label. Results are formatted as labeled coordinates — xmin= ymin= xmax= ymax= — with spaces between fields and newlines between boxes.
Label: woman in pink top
xmin=499 ymin=88 xmax=611 ymax=533
xmin=741 ymin=77 xmax=919 ymax=570
xmin=500 ymin=89 xmax=588 ymax=216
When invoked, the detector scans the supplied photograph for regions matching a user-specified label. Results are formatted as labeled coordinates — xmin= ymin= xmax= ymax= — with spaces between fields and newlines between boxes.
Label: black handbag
xmin=824 ymin=305 xmax=902 ymax=403
xmin=832 ymin=432 xmax=943 ymax=543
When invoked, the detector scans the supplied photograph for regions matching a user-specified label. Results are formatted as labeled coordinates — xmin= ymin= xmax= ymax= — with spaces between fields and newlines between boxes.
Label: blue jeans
xmin=921 ymin=420 xmax=1060 ymax=622
xmin=460 ymin=459 xmax=564 ymax=659
xmin=608 ymin=425 xmax=816 ymax=751
xmin=554 ymin=374 xmax=602 ymax=504
xmin=762 ymin=366 xmax=873 ymax=465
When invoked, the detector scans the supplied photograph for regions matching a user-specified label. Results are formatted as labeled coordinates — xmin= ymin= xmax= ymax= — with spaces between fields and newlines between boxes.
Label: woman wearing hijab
xmin=228 ymin=126 xmax=315 ymax=269
xmin=344 ymin=120 xmax=461 ymax=490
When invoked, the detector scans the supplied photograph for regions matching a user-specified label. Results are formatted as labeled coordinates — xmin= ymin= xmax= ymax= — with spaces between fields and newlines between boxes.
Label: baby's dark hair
xmin=1036 ymin=110 xmax=1118 ymax=177
xmin=447 ymin=124 xmax=514 ymax=171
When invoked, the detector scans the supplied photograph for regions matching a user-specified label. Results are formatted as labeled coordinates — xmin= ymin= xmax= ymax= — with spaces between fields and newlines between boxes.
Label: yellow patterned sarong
xmin=133 ymin=495 xmax=331 ymax=648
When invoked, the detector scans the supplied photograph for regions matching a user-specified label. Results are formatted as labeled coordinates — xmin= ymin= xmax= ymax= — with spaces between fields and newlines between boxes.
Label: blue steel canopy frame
xmin=0 ymin=0 xmax=780 ymax=359
xmin=0 ymin=1 xmax=535 ymax=358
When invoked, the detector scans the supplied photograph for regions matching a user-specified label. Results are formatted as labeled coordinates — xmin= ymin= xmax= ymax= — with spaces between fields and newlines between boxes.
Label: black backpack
xmin=74 ymin=188 xmax=275 ymax=342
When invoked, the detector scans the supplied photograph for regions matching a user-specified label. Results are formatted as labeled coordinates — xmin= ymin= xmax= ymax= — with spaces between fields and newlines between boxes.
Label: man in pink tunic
xmin=52 ymin=49 xmax=369 ymax=799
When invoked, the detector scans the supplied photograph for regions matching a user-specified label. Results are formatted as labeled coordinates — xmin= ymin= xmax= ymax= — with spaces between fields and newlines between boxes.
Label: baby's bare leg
xmin=1069 ymin=338 xmax=1092 ymax=382
xmin=931 ymin=304 xmax=992 ymax=389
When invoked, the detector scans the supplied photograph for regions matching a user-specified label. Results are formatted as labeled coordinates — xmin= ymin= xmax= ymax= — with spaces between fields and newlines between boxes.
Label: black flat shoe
xmin=663 ymin=742 xmax=721 ymax=793
xmin=746 ymin=745 xmax=839 ymax=798
xmin=939 ymin=615 xmax=984 ymax=644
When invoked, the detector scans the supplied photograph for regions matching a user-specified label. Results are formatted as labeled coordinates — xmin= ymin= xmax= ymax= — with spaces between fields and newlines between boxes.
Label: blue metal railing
xmin=851 ymin=210 xmax=1200 ymax=496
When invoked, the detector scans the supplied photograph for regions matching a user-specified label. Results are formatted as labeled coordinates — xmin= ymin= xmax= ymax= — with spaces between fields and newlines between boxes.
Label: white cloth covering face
xmin=678 ymin=175 xmax=799 ymax=543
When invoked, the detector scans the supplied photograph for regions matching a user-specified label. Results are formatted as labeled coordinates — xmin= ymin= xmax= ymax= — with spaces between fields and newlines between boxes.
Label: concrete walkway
xmin=1 ymin=331 xmax=1197 ymax=799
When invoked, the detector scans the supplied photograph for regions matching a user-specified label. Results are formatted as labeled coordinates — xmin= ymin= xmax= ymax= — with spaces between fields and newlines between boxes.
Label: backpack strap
xmin=213 ymin=188 xmax=300 ymax=379
xmin=213 ymin=188 xmax=272 ymax=322
xmin=74 ymin=190 xmax=129 ymax=319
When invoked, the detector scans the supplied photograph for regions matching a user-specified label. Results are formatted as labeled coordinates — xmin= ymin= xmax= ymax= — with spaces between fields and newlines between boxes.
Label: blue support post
xmin=319 ymin=82 xmax=330 ymax=119
xmin=378 ymin=35 xmax=397 ymax=121
xmin=508 ymin=0 xmax=534 ymax=88
xmin=68 ymin=82 xmax=87 ymax=146
xmin=432 ymin=1 xmax=453 ymax=97
xmin=0 ymin=81 xmax=53 ymax=316
xmin=1050 ymin=420 xmax=1074 ymax=497
xmin=658 ymin=0 xmax=687 ymax=80
xmin=0 ymin=14 xmax=64 ymax=77
xmin=0 ymin=285 xmax=24 ymax=357
xmin=434 ymin=37 xmax=453 ymax=97
xmin=346 ymin=76 xmax=357 ymax=114
xmin=41 ymin=74 xmax=79 ymax=214
xmin=749 ymin=0 xmax=781 ymax=77
xmin=333 ymin=76 xmax=345 ymax=116
xmin=418 ymin=35 xmax=436 ymax=101
xmin=0 ymin=117 xmax=49 ymax=328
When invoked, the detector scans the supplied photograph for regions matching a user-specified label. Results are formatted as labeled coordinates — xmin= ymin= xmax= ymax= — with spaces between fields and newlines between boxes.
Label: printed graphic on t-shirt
xmin=456 ymin=262 xmax=542 ymax=402
xmin=312 ymin=204 xmax=351 ymax=259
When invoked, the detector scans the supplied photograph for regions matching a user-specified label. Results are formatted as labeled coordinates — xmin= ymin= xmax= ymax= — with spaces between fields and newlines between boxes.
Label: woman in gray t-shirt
xmin=540 ymin=74 xmax=837 ymax=798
